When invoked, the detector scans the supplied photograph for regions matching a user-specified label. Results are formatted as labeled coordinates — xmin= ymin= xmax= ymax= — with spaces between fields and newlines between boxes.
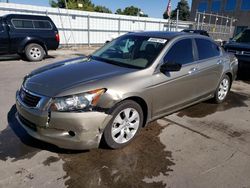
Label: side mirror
xmin=160 ymin=63 xmax=182 ymax=73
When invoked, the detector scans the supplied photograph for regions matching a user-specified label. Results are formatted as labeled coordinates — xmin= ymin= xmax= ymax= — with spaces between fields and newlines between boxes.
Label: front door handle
xmin=217 ymin=59 xmax=223 ymax=64
xmin=188 ymin=67 xmax=198 ymax=74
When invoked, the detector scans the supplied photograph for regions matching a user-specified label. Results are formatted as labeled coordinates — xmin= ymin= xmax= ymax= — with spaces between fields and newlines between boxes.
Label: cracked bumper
xmin=15 ymin=94 xmax=111 ymax=150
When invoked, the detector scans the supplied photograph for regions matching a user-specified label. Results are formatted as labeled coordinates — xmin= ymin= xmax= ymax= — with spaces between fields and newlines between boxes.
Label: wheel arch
xmin=225 ymin=72 xmax=233 ymax=89
xmin=18 ymin=37 xmax=48 ymax=54
xmin=120 ymin=96 xmax=149 ymax=127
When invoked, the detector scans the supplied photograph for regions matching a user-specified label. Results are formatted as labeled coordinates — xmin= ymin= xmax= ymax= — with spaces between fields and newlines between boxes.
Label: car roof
xmin=3 ymin=14 xmax=50 ymax=20
xmin=183 ymin=29 xmax=207 ymax=32
xmin=126 ymin=31 xmax=191 ymax=40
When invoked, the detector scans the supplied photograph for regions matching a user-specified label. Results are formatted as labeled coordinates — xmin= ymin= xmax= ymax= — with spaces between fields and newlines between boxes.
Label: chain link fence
xmin=193 ymin=11 xmax=235 ymax=41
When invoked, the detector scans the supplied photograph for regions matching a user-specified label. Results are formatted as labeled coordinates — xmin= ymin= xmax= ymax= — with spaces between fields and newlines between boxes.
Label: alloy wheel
xmin=111 ymin=108 xmax=140 ymax=144
xmin=218 ymin=78 xmax=229 ymax=101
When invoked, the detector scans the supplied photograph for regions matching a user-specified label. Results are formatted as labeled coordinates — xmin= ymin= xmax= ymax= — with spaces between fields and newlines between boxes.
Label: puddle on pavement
xmin=59 ymin=121 xmax=175 ymax=188
xmin=1 ymin=105 xmax=175 ymax=187
xmin=177 ymin=91 xmax=249 ymax=118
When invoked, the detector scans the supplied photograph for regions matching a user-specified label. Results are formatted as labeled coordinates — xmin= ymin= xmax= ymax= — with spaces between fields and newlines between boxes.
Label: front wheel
xmin=25 ymin=43 xmax=45 ymax=62
xmin=102 ymin=100 xmax=143 ymax=149
xmin=213 ymin=75 xmax=231 ymax=103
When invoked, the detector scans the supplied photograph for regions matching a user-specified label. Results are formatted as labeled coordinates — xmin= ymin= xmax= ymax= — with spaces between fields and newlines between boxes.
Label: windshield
xmin=91 ymin=35 xmax=168 ymax=69
xmin=232 ymin=29 xmax=250 ymax=43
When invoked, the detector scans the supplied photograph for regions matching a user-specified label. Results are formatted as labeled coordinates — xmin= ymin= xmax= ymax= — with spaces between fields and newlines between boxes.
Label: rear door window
xmin=195 ymin=38 xmax=220 ymax=60
xmin=164 ymin=39 xmax=194 ymax=65
xmin=12 ymin=19 xmax=34 ymax=29
xmin=33 ymin=20 xmax=52 ymax=29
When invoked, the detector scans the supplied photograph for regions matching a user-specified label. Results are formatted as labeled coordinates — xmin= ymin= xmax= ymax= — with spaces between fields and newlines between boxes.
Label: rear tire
xmin=25 ymin=43 xmax=45 ymax=62
xmin=213 ymin=75 xmax=231 ymax=104
xmin=102 ymin=100 xmax=143 ymax=149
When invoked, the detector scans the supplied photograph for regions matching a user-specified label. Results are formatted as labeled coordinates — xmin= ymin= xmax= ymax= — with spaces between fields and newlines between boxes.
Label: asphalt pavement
xmin=0 ymin=49 xmax=250 ymax=188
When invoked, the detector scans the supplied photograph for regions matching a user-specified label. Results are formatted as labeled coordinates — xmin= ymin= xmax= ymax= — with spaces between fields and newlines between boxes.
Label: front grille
xmin=243 ymin=51 xmax=250 ymax=56
xmin=19 ymin=87 xmax=41 ymax=107
xmin=227 ymin=49 xmax=250 ymax=56
xmin=227 ymin=49 xmax=237 ymax=54
xmin=18 ymin=114 xmax=37 ymax=131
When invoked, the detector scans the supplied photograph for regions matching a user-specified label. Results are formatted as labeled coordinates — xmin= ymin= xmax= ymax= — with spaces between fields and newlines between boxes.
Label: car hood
xmin=224 ymin=41 xmax=250 ymax=51
xmin=23 ymin=57 xmax=134 ymax=96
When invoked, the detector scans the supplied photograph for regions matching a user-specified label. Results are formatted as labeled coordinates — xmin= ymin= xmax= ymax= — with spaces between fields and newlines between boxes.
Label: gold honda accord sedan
xmin=16 ymin=31 xmax=238 ymax=150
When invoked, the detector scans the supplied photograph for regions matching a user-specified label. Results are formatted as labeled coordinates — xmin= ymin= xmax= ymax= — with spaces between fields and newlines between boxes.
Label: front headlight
xmin=50 ymin=88 xmax=106 ymax=112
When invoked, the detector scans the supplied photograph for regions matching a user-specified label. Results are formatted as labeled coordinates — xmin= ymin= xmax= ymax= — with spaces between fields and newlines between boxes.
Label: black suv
xmin=0 ymin=14 xmax=59 ymax=61
xmin=224 ymin=29 xmax=250 ymax=76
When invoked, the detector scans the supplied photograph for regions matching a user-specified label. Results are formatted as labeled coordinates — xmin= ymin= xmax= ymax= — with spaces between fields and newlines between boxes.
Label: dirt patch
xmin=43 ymin=156 xmax=60 ymax=166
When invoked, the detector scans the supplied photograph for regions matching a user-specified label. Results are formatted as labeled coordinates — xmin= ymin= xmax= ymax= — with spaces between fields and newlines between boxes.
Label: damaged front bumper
xmin=15 ymin=92 xmax=112 ymax=150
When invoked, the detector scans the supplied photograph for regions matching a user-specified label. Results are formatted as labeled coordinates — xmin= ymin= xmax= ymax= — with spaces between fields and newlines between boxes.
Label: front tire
xmin=25 ymin=43 xmax=45 ymax=62
xmin=213 ymin=75 xmax=231 ymax=103
xmin=103 ymin=100 xmax=143 ymax=149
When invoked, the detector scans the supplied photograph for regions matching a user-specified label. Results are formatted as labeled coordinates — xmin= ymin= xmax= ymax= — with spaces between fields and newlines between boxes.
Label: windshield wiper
xmin=91 ymin=56 xmax=141 ymax=69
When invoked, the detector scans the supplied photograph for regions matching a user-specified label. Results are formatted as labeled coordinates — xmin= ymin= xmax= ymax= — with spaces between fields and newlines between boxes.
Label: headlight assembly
xmin=50 ymin=88 xmax=106 ymax=112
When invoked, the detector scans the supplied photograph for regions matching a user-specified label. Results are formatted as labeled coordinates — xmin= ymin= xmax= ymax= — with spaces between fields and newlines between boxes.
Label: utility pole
xmin=64 ymin=0 xmax=68 ymax=9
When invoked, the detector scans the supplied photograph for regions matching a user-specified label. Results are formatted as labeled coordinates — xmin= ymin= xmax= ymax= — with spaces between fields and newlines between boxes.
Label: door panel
xmin=151 ymin=64 xmax=200 ymax=117
xmin=151 ymin=38 xmax=199 ymax=117
xmin=195 ymin=58 xmax=223 ymax=96
xmin=194 ymin=38 xmax=224 ymax=97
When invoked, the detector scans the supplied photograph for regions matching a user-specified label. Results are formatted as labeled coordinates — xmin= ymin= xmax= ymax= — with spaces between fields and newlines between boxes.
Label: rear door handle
xmin=188 ymin=67 xmax=198 ymax=74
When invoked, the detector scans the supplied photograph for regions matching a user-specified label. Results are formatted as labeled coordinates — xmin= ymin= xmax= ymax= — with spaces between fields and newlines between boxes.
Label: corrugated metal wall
xmin=0 ymin=2 xmax=193 ymax=45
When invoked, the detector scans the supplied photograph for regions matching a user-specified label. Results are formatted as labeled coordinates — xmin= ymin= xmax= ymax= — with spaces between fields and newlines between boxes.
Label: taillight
xmin=55 ymin=33 xmax=60 ymax=42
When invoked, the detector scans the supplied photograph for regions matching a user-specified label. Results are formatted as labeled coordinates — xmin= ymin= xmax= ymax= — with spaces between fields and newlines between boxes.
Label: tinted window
xmin=195 ymin=39 xmax=220 ymax=60
xmin=211 ymin=0 xmax=221 ymax=12
xmin=232 ymin=29 xmax=250 ymax=43
xmin=225 ymin=0 xmax=236 ymax=11
xmin=12 ymin=19 xmax=33 ymax=29
xmin=33 ymin=20 xmax=52 ymax=29
xmin=241 ymin=0 xmax=250 ymax=10
xmin=164 ymin=39 xmax=194 ymax=65
xmin=198 ymin=2 xmax=207 ymax=12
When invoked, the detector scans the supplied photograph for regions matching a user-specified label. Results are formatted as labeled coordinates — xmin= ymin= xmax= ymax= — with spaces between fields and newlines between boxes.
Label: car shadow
xmin=0 ymin=105 xmax=85 ymax=161
xmin=0 ymin=54 xmax=56 ymax=62
xmin=0 ymin=54 xmax=23 ymax=61
xmin=237 ymin=67 xmax=250 ymax=82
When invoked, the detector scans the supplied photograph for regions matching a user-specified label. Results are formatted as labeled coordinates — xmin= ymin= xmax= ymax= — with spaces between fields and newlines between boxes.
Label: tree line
xmin=50 ymin=0 xmax=190 ymax=20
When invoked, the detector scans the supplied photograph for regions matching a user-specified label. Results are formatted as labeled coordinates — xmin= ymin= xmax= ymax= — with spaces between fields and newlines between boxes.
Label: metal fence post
xmin=176 ymin=9 xmax=179 ymax=31
xmin=87 ymin=14 xmax=90 ymax=47
xmin=118 ymin=17 xmax=121 ymax=35
xmin=197 ymin=13 xmax=200 ymax=30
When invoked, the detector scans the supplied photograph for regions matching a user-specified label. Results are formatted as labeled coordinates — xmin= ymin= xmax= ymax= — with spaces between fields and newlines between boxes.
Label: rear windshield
xmin=11 ymin=19 xmax=52 ymax=30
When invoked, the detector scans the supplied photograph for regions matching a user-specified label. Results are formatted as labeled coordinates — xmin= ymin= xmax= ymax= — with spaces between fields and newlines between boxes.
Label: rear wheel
xmin=213 ymin=75 xmax=231 ymax=103
xmin=25 ymin=43 xmax=45 ymax=62
xmin=103 ymin=100 xmax=143 ymax=149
